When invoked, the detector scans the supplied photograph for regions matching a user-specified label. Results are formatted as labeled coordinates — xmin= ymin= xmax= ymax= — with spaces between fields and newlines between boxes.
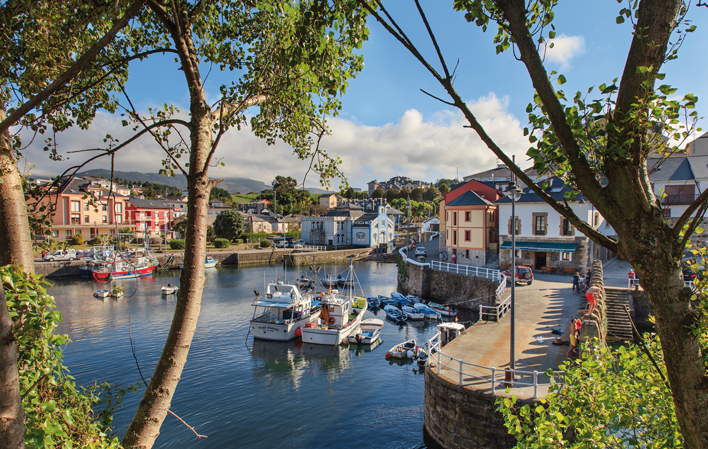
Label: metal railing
xmin=427 ymin=332 xmax=563 ymax=399
xmin=628 ymin=277 xmax=696 ymax=291
xmin=480 ymin=295 xmax=511 ymax=321
xmin=430 ymin=260 xmax=505 ymax=283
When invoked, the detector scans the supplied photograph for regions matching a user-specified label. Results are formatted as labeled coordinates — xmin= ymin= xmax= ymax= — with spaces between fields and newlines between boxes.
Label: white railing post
xmin=492 ymin=367 xmax=496 ymax=394
xmin=459 ymin=360 xmax=464 ymax=385
xmin=533 ymin=371 xmax=538 ymax=399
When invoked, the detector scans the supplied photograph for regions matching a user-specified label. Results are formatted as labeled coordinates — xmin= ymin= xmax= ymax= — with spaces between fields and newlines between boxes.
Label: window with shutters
xmin=532 ymin=213 xmax=547 ymax=236
xmin=507 ymin=216 xmax=521 ymax=235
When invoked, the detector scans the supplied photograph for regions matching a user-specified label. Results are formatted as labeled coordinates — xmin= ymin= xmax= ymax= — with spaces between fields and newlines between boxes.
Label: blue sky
xmin=25 ymin=0 xmax=708 ymax=192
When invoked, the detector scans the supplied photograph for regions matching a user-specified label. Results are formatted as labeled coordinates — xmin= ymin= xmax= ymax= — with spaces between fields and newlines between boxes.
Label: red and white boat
xmin=90 ymin=257 xmax=157 ymax=281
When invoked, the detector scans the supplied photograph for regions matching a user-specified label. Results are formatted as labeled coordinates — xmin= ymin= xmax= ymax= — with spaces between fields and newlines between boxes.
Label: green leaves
xmin=498 ymin=338 xmax=683 ymax=447
xmin=2 ymin=265 xmax=132 ymax=448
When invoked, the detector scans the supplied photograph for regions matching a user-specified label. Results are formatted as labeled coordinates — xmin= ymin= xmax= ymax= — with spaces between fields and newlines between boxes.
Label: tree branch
xmin=0 ymin=0 xmax=144 ymax=134
xmin=674 ymin=188 xmax=708 ymax=237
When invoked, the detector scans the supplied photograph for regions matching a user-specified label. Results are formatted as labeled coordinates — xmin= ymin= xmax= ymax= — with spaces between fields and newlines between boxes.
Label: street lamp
xmin=505 ymin=181 xmax=523 ymax=372
xmin=406 ymin=195 xmax=412 ymax=249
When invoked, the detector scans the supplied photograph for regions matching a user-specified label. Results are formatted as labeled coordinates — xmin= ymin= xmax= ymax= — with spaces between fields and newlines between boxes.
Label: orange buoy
xmin=295 ymin=328 xmax=302 ymax=337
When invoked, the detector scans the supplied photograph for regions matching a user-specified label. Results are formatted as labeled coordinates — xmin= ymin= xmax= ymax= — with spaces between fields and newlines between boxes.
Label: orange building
xmin=30 ymin=177 xmax=131 ymax=242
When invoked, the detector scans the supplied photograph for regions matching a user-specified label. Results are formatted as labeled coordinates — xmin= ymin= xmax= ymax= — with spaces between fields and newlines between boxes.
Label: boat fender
xmin=385 ymin=352 xmax=391 ymax=359
xmin=295 ymin=328 xmax=302 ymax=337
xmin=406 ymin=349 xmax=416 ymax=359
xmin=328 ymin=317 xmax=336 ymax=325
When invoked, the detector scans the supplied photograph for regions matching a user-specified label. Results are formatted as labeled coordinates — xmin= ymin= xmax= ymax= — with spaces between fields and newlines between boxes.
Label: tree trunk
xmin=122 ymin=27 xmax=213 ymax=445
xmin=0 ymin=286 xmax=24 ymax=449
xmin=0 ymin=106 xmax=30 ymax=449
xmin=0 ymin=108 xmax=35 ymax=272
xmin=620 ymin=217 xmax=708 ymax=449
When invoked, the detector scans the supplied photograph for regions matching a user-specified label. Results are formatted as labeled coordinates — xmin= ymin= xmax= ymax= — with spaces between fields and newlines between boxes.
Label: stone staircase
xmin=604 ymin=287 xmax=634 ymax=341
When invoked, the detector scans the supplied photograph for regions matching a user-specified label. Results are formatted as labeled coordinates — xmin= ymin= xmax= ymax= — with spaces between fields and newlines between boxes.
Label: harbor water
xmin=48 ymin=262 xmax=443 ymax=448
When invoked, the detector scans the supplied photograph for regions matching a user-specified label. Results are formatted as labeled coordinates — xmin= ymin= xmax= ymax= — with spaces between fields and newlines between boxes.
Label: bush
xmin=149 ymin=237 xmax=161 ymax=245
xmin=3 ymin=265 xmax=134 ymax=448
xmin=90 ymin=237 xmax=102 ymax=245
xmin=213 ymin=238 xmax=230 ymax=249
xmin=242 ymin=232 xmax=270 ymax=242
xmin=234 ymin=239 xmax=243 ymax=244
xmin=169 ymin=239 xmax=186 ymax=250
xmin=260 ymin=240 xmax=271 ymax=248
xmin=70 ymin=234 xmax=84 ymax=246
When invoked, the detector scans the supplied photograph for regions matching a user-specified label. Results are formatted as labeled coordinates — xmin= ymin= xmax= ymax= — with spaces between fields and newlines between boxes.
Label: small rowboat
xmin=384 ymin=305 xmax=407 ymax=323
xmin=162 ymin=285 xmax=179 ymax=295
xmin=348 ymin=318 xmax=384 ymax=345
xmin=385 ymin=339 xmax=417 ymax=359
xmin=93 ymin=289 xmax=109 ymax=298
xmin=428 ymin=302 xmax=457 ymax=317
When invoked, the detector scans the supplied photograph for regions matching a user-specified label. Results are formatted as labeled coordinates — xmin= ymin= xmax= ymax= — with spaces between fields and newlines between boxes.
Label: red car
xmin=503 ymin=265 xmax=534 ymax=285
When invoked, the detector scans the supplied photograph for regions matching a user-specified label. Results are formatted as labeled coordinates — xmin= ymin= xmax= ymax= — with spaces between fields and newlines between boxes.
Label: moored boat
xmin=384 ymin=305 xmax=407 ymax=323
xmin=250 ymin=282 xmax=320 ymax=341
xmin=162 ymin=284 xmax=179 ymax=295
xmin=365 ymin=294 xmax=380 ymax=309
xmin=91 ymin=257 xmax=157 ymax=281
xmin=93 ymin=289 xmax=109 ymax=298
xmin=205 ymin=255 xmax=218 ymax=268
xmin=300 ymin=295 xmax=367 ymax=345
xmin=413 ymin=303 xmax=442 ymax=320
xmin=428 ymin=302 xmax=457 ymax=317
xmin=348 ymin=318 xmax=384 ymax=345
xmin=401 ymin=305 xmax=425 ymax=321
xmin=385 ymin=339 xmax=417 ymax=359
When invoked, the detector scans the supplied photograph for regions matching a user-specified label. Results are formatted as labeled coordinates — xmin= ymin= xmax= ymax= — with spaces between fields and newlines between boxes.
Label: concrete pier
xmin=423 ymin=272 xmax=584 ymax=448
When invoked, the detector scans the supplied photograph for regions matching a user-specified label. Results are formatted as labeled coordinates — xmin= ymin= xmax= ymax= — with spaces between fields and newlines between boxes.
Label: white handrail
xmin=479 ymin=295 xmax=511 ymax=321
xmin=428 ymin=331 xmax=563 ymax=399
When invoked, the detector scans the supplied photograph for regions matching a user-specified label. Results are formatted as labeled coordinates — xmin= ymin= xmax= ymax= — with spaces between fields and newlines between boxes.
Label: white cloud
xmin=544 ymin=34 xmax=586 ymax=70
xmin=21 ymin=93 xmax=530 ymax=191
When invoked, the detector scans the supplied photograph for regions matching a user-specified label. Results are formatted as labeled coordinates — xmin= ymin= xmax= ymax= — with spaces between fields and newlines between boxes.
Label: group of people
xmin=571 ymin=269 xmax=592 ymax=294
xmin=438 ymin=251 xmax=456 ymax=264
xmin=567 ymin=269 xmax=600 ymax=357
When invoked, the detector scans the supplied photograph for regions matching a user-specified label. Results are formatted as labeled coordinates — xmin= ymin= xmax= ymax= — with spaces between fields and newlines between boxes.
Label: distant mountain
xmin=75 ymin=169 xmax=271 ymax=194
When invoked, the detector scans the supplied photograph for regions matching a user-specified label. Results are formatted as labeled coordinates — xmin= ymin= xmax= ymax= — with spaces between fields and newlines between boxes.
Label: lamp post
xmin=406 ymin=195 xmax=412 ymax=249
xmin=505 ymin=181 xmax=522 ymax=372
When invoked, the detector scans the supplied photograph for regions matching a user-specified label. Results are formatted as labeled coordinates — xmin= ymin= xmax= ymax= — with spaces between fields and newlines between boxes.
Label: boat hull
xmin=92 ymin=264 xmax=156 ymax=281
xmin=251 ymin=312 xmax=320 ymax=342
xmin=301 ymin=310 xmax=366 ymax=345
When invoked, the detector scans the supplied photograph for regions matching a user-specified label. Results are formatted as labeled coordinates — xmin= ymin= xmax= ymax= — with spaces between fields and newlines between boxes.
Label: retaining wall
xmin=578 ymin=259 xmax=607 ymax=345
xmin=396 ymin=257 xmax=497 ymax=308
xmin=424 ymin=368 xmax=520 ymax=449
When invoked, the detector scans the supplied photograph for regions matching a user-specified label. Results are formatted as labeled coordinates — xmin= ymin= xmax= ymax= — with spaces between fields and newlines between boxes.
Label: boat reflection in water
xmin=250 ymin=339 xmax=351 ymax=388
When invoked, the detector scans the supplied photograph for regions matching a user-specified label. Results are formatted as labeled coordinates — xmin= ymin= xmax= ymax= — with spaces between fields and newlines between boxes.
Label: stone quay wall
xmin=36 ymin=248 xmax=369 ymax=278
xmin=579 ymin=259 xmax=607 ymax=345
xmin=424 ymin=368 xmax=521 ymax=449
xmin=396 ymin=258 xmax=498 ymax=309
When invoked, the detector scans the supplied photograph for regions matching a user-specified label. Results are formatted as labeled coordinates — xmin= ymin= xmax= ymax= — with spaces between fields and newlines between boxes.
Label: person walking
xmin=571 ymin=272 xmax=580 ymax=294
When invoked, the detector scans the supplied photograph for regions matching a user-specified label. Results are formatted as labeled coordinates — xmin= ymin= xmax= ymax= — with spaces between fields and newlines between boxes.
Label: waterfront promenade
xmin=434 ymin=273 xmax=582 ymax=400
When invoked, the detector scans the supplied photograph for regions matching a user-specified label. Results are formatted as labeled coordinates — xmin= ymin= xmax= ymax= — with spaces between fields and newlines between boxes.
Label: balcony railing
xmin=662 ymin=193 xmax=699 ymax=206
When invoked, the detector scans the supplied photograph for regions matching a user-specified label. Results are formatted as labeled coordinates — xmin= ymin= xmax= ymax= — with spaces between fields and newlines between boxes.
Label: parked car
xmin=414 ymin=247 xmax=427 ymax=257
xmin=503 ymin=265 xmax=534 ymax=285
xmin=291 ymin=239 xmax=305 ymax=248
xmin=43 ymin=249 xmax=77 ymax=262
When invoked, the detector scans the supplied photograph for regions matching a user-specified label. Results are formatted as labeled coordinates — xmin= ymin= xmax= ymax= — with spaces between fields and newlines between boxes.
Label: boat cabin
xmin=438 ymin=323 xmax=466 ymax=346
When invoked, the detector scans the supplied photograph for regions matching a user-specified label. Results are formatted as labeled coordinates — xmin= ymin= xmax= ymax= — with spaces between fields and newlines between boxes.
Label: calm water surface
xmin=49 ymin=262 xmax=440 ymax=448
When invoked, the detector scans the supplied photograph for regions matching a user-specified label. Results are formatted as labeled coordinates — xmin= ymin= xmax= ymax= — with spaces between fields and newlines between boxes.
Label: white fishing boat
xmin=300 ymin=295 xmax=367 ymax=345
xmin=204 ymin=255 xmax=218 ymax=268
xmin=250 ymin=281 xmax=320 ymax=341
xmin=385 ymin=339 xmax=417 ymax=359
xmin=162 ymin=284 xmax=179 ymax=295
xmin=348 ymin=318 xmax=384 ymax=345
xmin=93 ymin=289 xmax=109 ymax=298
